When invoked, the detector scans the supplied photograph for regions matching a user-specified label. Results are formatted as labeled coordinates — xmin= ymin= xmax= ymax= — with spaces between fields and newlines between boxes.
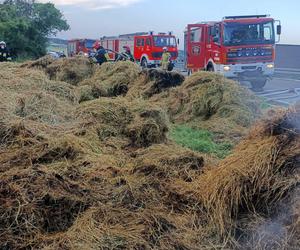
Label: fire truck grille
xmin=227 ymin=47 xmax=273 ymax=63
xmin=227 ymin=56 xmax=273 ymax=63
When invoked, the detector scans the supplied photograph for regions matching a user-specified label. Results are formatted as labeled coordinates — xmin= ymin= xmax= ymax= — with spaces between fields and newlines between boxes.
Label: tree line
xmin=0 ymin=0 xmax=69 ymax=59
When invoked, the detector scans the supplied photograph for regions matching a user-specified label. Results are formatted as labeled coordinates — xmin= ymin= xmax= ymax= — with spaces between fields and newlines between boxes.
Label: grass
xmin=169 ymin=125 xmax=233 ymax=158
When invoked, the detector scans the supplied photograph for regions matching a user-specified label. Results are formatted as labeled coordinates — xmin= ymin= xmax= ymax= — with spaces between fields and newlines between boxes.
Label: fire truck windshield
xmin=223 ymin=21 xmax=275 ymax=46
xmin=153 ymin=36 xmax=176 ymax=47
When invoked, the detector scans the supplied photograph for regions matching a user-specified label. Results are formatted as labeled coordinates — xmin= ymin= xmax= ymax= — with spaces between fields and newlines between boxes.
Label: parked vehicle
xmin=47 ymin=51 xmax=66 ymax=59
xmin=184 ymin=15 xmax=281 ymax=90
xmin=67 ymin=39 xmax=96 ymax=57
xmin=100 ymin=32 xmax=179 ymax=68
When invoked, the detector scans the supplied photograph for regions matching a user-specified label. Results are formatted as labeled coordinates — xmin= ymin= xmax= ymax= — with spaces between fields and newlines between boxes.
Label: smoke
xmin=242 ymin=187 xmax=300 ymax=250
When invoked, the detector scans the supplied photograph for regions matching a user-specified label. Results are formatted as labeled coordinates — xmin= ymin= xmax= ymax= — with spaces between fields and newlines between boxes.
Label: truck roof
xmin=223 ymin=17 xmax=274 ymax=23
xmin=187 ymin=15 xmax=274 ymax=27
xmin=119 ymin=32 xmax=148 ymax=38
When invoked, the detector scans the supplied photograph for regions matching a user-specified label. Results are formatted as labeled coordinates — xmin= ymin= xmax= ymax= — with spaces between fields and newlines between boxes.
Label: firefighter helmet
xmin=0 ymin=41 xmax=6 ymax=46
xmin=163 ymin=47 xmax=168 ymax=51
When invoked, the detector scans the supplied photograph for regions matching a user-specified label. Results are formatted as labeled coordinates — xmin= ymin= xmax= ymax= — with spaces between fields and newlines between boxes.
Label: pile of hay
xmin=78 ymin=62 xmax=185 ymax=102
xmin=21 ymin=55 xmax=55 ymax=69
xmin=76 ymin=98 xmax=169 ymax=147
xmin=1 ymin=59 xmax=299 ymax=249
xmin=78 ymin=61 xmax=140 ymax=100
xmin=151 ymin=71 xmax=262 ymax=140
xmin=34 ymin=144 xmax=213 ymax=250
xmin=195 ymin=107 xmax=300 ymax=248
xmin=0 ymin=63 xmax=77 ymax=125
xmin=24 ymin=56 xmax=95 ymax=85
xmin=127 ymin=68 xmax=185 ymax=98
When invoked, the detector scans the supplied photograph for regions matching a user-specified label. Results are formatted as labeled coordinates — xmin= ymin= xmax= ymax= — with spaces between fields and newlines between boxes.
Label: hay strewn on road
xmin=0 ymin=57 xmax=299 ymax=249
xmin=150 ymin=71 xmax=261 ymax=140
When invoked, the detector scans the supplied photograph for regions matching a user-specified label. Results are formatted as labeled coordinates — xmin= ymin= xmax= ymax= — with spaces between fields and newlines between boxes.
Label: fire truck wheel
xmin=250 ymin=79 xmax=267 ymax=92
xmin=141 ymin=58 xmax=148 ymax=68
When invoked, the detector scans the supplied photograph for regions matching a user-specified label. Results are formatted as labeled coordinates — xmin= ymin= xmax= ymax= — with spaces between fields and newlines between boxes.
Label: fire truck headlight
xmin=223 ymin=65 xmax=231 ymax=71
xmin=266 ymin=64 xmax=274 ymax=69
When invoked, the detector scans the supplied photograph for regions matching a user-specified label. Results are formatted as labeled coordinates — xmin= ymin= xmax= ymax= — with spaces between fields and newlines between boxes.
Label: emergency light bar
xmin=223 ymin=15 xmax=270 ymax=20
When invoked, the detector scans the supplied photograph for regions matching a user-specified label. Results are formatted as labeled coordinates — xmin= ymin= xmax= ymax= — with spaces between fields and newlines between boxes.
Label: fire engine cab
xmin=185 ymin=15 xmax=281 ymax=90
xmin=100 ymin=32 xmax=178 ymax=68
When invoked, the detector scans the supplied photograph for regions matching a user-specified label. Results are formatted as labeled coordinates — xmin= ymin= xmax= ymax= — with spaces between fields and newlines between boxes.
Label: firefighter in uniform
xmin=161 ymin=47 xmax=171 ymax=70
xmin=93 ymin=42 xmax=110 ymax=65
xmin=0 ymin=41 xmax=11 ymax=62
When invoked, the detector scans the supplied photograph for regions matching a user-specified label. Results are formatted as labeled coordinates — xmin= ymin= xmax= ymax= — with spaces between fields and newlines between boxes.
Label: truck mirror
xmin=277 ymin=25 xmax=281 ymax=35
xmin=177 ymin=38 xmax=180 ymax=45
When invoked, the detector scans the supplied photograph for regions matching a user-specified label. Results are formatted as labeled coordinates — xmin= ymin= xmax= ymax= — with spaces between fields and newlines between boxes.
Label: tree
xmin=0 ymin=0 xmax=69 ymax=58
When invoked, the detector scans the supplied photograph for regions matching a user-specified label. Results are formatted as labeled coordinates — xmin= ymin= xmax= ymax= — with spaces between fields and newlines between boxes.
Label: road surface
xmin=256 ymin=68 xmax=300 ymax=106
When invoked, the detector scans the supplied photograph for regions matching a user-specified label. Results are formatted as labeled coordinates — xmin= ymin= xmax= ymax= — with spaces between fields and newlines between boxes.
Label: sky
xmin=41 ymin=0 xmax=299 ymax=47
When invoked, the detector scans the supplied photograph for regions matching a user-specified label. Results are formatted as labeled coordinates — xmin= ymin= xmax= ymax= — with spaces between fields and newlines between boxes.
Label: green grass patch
xmin=169 ymin=125 xmax=233 ymax=158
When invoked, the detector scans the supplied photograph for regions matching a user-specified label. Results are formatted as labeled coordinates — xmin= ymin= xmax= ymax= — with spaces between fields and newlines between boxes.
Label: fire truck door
xmin=187 ymin=24 xmax=206 ymax=70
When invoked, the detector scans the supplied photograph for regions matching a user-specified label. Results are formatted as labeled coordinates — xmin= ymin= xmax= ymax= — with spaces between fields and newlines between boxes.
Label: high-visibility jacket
xmin=0 ymin=47 xmax=10 ymax=62
xmin=161 ymin=52 xmax=171 ymax=63
xmin=161 ymin=52 xmax=171 ymax=70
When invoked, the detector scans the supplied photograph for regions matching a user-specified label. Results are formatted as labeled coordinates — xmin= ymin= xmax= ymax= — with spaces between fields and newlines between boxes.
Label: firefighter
xmin=161 ymin=47 xmax=171 ymax=71
xmin=93 ymin=42 xmax=109 ymax=65
xmin=116 ymin=46 xmax=134 ymax=62
xmin=0 ymin=41 xmax=11 ymax=62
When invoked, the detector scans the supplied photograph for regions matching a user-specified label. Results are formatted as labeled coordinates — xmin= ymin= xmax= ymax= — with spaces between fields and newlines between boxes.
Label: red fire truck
xmin=185 ymin=15 xmax=281 ymax=90
xmin=100 ymin=32 xmax=179 ymax=68
xmin=67 ymin=39 xmax=96 ymax=57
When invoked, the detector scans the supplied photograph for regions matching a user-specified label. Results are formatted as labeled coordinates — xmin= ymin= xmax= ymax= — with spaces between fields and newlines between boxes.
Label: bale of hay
xmin=196 ymin=107 xmax=300 ymax=247
xmin=80 ymin=61 xmax=140 ymax=98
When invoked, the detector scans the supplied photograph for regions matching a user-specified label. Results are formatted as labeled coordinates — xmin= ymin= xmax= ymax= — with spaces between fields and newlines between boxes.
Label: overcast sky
xmin=40 ymin=0 xmax=299 ymax=46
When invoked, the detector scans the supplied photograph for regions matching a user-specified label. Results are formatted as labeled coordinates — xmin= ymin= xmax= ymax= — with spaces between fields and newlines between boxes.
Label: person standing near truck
xmin=161 ymin=47 xmax=171 ymax=70
xmin=0 ymin=41 xmax=11 ymax=62
xmin=93 ymin=42 xmax=110 ymax=65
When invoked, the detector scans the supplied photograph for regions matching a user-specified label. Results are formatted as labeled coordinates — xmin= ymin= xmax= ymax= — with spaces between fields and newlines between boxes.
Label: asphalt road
xmin=256 ymin=69 xmax=300 ymax=106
